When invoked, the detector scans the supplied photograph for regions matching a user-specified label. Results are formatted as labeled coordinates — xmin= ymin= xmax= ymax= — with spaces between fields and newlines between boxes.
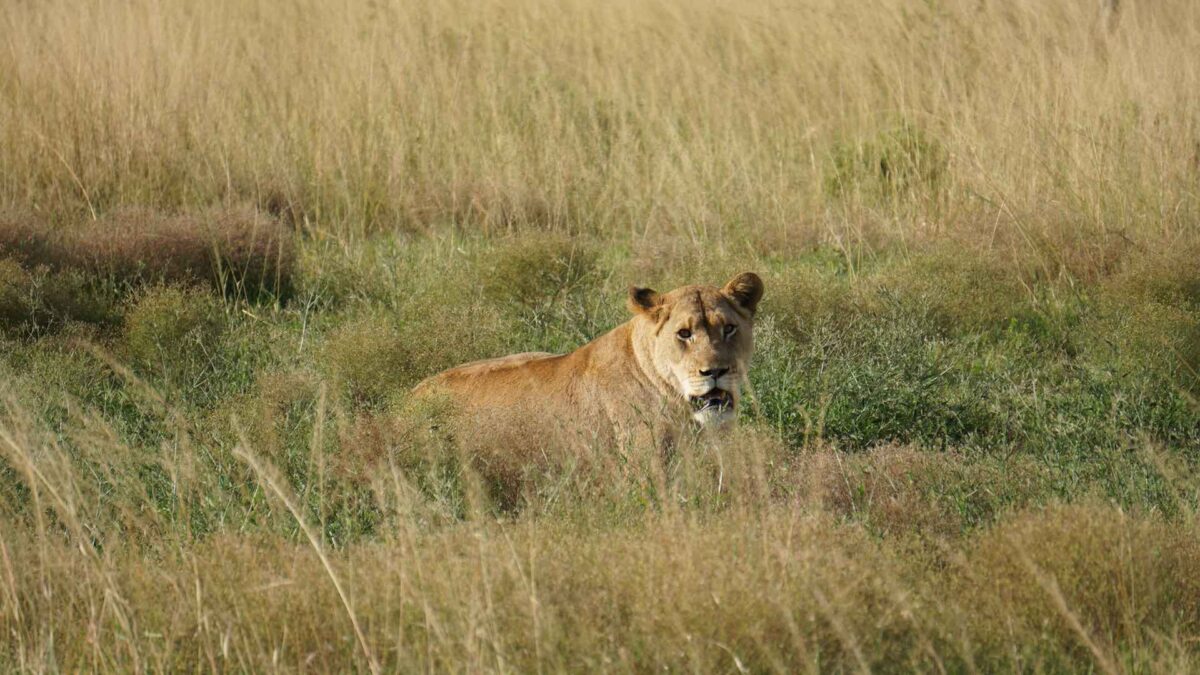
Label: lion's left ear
xmin=722 ymin=272 xmax=764 ymax=314
xmin=627 ymin=286 xmax=662 ymax=317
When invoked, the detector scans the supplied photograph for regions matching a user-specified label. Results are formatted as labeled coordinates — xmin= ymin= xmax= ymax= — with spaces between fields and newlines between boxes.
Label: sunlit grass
xmin=1 ymin=0 xmax=1200 ymax=670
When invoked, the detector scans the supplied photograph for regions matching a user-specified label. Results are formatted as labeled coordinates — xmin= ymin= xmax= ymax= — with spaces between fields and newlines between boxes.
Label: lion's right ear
xmin=722 ymin=272 xmax=764 ymax=315
xmin=627 ymin=286 xmax=662 ymax=317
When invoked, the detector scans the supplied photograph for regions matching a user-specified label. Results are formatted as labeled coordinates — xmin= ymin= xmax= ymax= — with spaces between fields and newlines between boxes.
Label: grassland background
xmin=1 ymin=0 xmax=1200 ymax=671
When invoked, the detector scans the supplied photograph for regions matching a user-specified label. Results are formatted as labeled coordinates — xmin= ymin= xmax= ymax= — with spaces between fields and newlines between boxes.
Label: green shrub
xmin=477 ymin=234 xmax=615 ymax=353
xmin=123 ymin=285 xmax=227 ymax=385
xmin=761 ymin=265 xmax=853 ymax=344
xmin=482 ymin=235 xmax=600 ymax=310
xmin=1086 ymin=245 xmax=1200 ymax=395
xmin=0 ymin=258 xmax=30 ymax=329
xmin=320 ymin=316 xmax=413 ymax=407
xmin=825 ymin=121 xmax=948 ymax=204
xmin=319 ymin=290 xmax=513 ymax=409
xmin=753 ymin=305 xmax=999 ymax=450
xmin=875 ymin=250 xmax=1033 ymax=337
xmin=0 ymin=258 xmax=120 ymax=336
xmin=1108 ymin=242 xmax=1200 ymax=310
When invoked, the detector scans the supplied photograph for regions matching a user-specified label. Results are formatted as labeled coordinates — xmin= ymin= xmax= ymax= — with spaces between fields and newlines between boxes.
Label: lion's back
xmin=412 ymin=351 xmax=564 ymax=401
xmin=437 ymin=352 xmax=558 ymax=379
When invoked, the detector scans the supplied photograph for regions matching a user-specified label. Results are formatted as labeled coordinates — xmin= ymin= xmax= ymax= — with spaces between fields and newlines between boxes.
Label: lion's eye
xmin=723 ymin=324 xmax=737 ymax=337
xmin=677 ymin=328 xmax=692 ymax=340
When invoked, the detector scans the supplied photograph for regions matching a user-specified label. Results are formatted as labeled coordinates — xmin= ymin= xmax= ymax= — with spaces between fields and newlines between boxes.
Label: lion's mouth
xmin=689 ymin=388 xmax=734 ymax=412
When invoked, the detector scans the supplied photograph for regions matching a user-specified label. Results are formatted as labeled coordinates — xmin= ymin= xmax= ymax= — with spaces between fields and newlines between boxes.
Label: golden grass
xmin=3 ymin=0 xmax=1200 ymax=670
xmin=2 ymin=480 xmax=1196 ymax=670
xmin=2 ymin=0 xmax=1198 ymax=257
xmin=0 ymin=375 xmax=1195 ymax=670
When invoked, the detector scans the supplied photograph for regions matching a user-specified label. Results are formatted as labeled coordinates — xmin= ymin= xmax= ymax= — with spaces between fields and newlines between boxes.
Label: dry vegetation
xmin=1 ymin=0 xmax=1200 ymax=671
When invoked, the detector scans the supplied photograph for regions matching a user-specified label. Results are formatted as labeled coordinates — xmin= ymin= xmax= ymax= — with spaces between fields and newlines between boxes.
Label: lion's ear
xmin=722 ymin=272 xmax=764 ymax=314
xmin=627 ymin=286 xmax=662 ymax=316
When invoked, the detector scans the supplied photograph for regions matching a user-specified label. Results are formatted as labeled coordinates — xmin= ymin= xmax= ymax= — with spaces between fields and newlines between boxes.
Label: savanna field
xmin=1 ymin=0 xmax=1200 ymax=671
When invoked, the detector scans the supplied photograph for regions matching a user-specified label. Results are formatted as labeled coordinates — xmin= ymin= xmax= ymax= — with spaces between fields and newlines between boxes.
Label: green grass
xmin=2 ymin=0 xmax=1200 ymax=670
xmin=2 ymin=229 xmax=1199 ymax=670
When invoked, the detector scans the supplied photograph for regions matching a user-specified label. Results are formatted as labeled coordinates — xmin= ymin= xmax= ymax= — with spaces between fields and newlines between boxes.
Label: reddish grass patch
xmin=0 ymin=206 xmax=295 ymax=300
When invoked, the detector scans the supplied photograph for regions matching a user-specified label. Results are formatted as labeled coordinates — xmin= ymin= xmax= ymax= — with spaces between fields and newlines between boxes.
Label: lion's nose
xmin=699 ymin=367 xmax=729 ymax=379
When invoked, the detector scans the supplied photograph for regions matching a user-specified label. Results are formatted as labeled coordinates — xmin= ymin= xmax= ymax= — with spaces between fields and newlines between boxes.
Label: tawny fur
xmin=412 ymin=273 xmax=763 ymax=452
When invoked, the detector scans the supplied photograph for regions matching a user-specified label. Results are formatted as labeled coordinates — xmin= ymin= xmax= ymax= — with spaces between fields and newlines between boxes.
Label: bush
xmin=1108 ymin=242 xmax=1200 ymax=310
xmin=0 ymin=257 xmax=120 ymax=336
xmin=0 ymin=258 xmax=30 ymax=328
xmin=761 ymin=264 xmax=854 ymax=344
xmin=753 ymin=306 xmax=999 ymax=450
xmin=825 ymin=122 xmax=948 ymax=204
xmin=320 ymin=317 xmax=414 ymax=407
xmin=0 ymin=206 xmax=295 ymax=301
xmin=955 ymin=505 xmax=1200 ymax=668
xmin=123 ymin=285 xmax=227 ymax=385
xmin=1086 ymin=244 xmax=1200 ymax=394
xmin=798 ymin=445 xmax=1051 ymax=538
xmin=874 ymin=250 xmax=1033 ymax=338
xmin=482 ymin=235 xmax=600 ymax=310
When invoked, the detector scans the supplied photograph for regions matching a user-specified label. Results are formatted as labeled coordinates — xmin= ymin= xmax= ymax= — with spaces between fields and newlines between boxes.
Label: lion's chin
xmin=692 ymin=406 xmax=735 ymax=427
xmin=688 ymin=388 xmax=736 ymax=427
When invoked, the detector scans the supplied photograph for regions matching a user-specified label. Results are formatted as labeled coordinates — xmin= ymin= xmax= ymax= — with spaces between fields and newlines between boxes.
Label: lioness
xmin=413 ymin=272 xmax=763 ymax=449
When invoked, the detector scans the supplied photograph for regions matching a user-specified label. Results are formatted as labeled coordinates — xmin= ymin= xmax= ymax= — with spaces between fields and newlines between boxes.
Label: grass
xmin=1 ymin=0 xmax=1200 ymax=671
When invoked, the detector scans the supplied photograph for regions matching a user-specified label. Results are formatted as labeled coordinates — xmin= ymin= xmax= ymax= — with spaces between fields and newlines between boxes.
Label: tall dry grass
xmin=1 ymin=379 xmax=1197 ymax=671
xmin=2 ymin=0 xmax=1198 ymax=260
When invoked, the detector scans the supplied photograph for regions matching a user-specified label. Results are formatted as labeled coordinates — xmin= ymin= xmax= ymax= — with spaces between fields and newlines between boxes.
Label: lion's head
xmin=627 ymin=272 xmax=764 ymax=427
